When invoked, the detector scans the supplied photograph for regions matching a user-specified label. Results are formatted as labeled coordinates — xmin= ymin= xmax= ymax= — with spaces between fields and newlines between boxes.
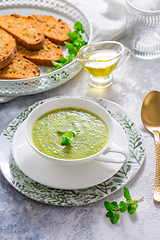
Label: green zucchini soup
xmin=31 ymin=107 xmax=109 ymax=160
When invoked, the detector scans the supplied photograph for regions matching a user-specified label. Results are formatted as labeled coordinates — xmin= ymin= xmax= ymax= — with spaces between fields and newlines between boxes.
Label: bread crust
xmin=0 ymin=53 xmax=41 ymax=79
xmin=0 ymin=29 xmax=16 ymax=69
xmin=17 ymin=38 xmax=63 ymax=66
xmin=0 ymin=14 xmax=45 ymax=50
xmin=32 ymin=15 xmax=71 ymax=45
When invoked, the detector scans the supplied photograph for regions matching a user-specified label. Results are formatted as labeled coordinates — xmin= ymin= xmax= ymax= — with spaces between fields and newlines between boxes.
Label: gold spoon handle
xmin=153 ymin=131 xmax=160 ymax=202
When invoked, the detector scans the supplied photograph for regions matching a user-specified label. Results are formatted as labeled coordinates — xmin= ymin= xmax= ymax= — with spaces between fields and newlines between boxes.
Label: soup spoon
xmin=141 ymin=91 xmax=160 ymax=203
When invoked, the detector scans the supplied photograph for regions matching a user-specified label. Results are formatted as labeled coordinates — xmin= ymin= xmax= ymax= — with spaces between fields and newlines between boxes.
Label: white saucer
xmin=12 ymin=118 xmax=128 ymax=189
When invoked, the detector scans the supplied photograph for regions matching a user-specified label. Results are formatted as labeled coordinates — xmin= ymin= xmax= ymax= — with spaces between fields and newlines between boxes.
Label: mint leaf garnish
xmin=57 ymin=130 xmax=76 ymax=145
xmin=61 ymin=136 xmax=71 ymax=145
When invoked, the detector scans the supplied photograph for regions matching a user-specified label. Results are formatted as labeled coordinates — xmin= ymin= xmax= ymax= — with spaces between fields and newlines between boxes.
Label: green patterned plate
xmin=0 ymin=97 xmax=145 ymax=206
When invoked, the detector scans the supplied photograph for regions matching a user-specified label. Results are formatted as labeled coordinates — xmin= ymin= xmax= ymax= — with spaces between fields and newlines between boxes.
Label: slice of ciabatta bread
xmin=17 ymin=38 xmax=63 ymax=67
xmin=0 ymin=53 xmax=40 ymax=79
xmin=32 ymin=15 xmax=71 ymax=45
xmin=0 ymin=14 xmax=45 ymax=51
xmin=0 ymin=29 xmax=16 ymax=69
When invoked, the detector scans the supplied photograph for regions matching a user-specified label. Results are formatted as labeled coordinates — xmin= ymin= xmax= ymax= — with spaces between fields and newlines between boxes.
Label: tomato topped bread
xmin=0 ymin=53 xmax=40 ymax=79
xmin=17 ymin=38 xmax=63 ymax=67
xmin=32 ymin=15 xmax=71 ymax=45
xmin=0 ymin=29 xmax=16 ymax=70
xmin=0 ymin=14 xmax=45 ymax=51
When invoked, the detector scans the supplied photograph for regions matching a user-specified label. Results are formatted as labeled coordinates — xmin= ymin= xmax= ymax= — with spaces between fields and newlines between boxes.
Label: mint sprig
xmin=104 ymin=187 xmax=144 ymax=224
xmin=61 ymin=136 xmax=71 ymax=145
xmin=57 ymin=130 xmax=75 ymax=145
xmin=47 ymin=21 xmax=87 ymax=72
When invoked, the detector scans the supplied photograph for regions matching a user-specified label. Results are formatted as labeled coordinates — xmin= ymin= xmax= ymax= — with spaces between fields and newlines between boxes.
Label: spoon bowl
xmin=141 ymin=91 xmax=160 ymax=202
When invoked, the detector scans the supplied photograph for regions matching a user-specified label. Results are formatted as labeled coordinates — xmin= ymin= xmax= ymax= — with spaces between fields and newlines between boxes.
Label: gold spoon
xmin=141 ymin=91 xmax=160 ymax=203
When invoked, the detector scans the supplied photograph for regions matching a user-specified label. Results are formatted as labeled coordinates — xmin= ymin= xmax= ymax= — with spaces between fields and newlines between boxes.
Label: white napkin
xmin=67 ymin=0 xmax=126 ymax=43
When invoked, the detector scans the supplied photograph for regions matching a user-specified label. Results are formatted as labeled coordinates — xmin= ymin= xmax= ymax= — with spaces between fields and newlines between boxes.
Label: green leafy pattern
xmin=1 ymin=97 xmax=145 ymax=206
xmin=3 ymin=101 xmax=44 ymax=141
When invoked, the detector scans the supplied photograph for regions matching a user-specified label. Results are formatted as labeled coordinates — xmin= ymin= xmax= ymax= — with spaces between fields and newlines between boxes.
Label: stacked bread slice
xmin=0 ymin=14 xmax=71 ymax=79
xmin=0 ymin=29 xmax=16 ymax=69
xmin=0 ymin=53 xmax=41 ymax=79
xmin=32 ymin=15 xmax=71 ymax=45
xmin=17 ymin=38 xmax=63 ymax=67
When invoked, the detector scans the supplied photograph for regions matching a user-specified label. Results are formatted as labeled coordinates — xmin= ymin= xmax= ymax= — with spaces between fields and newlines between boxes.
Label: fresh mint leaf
xmin=61 ymin=136 xmax=71 ymax=145
xmin=111 ymin=201 xmax=118 ymax=209
xmin=74 ymin=21 xmax=85 ymax=33
xmin=104 ymin=201 xmax=114 ymax=211
xmin=51 ymin=61 xmax=64 ymax=69
xmin=52 ymin=55 xmax=73 ymax=69
xmin=64 ymin=42 xmax=75 ymax=50
xmin=119 ymin=201 xmax=127 ymax=213
xmin=110 ymin=213 xmax=120 ymax=225
xmin=68 ymin=31 xmax=81 ymax=41
xmin=124 ymin=187 xmax=132 ymax=202
xmin=65 ymin=131 xmax=75 ymax=138
xmin=64 ymin=42 xmax=78 ymax=55
xmin=73 ymin=38 xmax=87 ymax=49
xmin=128 ymin=203 xmax=138 ymax=215
xmin=58 ymin=58 xmax=68 ymax=63
xmin=106 ymin=211 xmax=113 ymax=218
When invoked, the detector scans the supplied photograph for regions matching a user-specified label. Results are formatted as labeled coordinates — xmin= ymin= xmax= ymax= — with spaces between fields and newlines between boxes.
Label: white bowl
xmin=25 ymin=97 xmax=127 ymax=165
